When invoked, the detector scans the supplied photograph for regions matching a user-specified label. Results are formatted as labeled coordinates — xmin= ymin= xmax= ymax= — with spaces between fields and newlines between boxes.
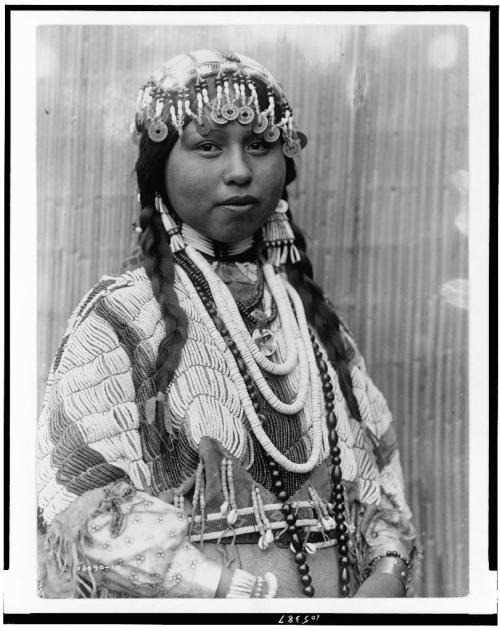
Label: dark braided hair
xmin=281 ymin=163 xmax=361 ymax=422
xmin=136 ymin=132 xmax=188 ymax=392
xmin=135 ymin=96 xmax=360 ymax=422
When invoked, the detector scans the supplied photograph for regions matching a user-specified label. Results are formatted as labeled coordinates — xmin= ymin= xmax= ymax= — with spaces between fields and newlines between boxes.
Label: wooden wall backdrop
xmin=37 ymin=24 xmax=469 ymax=598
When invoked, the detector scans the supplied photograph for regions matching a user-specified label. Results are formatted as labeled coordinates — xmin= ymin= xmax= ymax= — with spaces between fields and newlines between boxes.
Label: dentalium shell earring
xmin=155 ymin=195 xmax=186 ymax=253
xmin=262 ymin=200 xmax=301 ymax=266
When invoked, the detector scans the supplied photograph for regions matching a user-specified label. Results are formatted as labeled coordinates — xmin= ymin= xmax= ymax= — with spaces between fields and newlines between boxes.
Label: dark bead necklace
xmin=309 ymin=328 xmax=351 ymax=597
xmin=174 ymin=251 xmax=350 ymax=598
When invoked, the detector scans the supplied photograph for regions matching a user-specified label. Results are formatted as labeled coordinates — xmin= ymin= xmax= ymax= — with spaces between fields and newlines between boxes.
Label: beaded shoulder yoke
xmin=37 ymin=266 xmax=416 ymax=577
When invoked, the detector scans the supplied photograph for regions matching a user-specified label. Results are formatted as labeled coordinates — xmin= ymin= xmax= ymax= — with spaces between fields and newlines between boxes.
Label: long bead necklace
xmin=309 ymin=328 xmax=352 ymax=597
xmin=173 ymin=251 xmax=351 ymax=597
xmin=175 ymin=254 xmax=323 ymax=474
xmin=187 ymin=246 xmax=319 ymax=421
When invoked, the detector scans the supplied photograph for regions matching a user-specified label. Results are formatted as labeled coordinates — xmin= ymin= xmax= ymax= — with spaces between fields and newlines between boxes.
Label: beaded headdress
xmin=134 ymin=49 xmax=307 ymax=158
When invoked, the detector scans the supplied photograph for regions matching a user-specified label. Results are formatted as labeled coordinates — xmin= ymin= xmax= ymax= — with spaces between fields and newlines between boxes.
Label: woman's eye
xmin=248 ymin=140 xmax=268 ymax=152
xmin=196 ymin=142 xmax=220 ymax=153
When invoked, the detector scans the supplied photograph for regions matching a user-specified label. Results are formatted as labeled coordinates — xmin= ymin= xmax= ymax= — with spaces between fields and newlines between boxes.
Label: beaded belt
xmin=186 ymin=500 xmax=338 ymax=549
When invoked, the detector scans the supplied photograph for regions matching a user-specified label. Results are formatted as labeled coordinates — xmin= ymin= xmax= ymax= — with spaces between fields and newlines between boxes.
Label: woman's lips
xmin=216 ymin=196 xmax=259 ymax=214
xmin=217 ymin=203 xmax=256 ymax=214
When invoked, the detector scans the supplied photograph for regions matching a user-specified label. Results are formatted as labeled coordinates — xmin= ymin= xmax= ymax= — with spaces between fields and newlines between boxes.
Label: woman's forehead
xmin=182 ymin=119 xmax=264 ymax=142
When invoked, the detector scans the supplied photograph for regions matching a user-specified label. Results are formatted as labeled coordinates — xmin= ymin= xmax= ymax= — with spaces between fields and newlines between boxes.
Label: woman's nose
xmin=222 ymin=147 xmax=252 ymax=186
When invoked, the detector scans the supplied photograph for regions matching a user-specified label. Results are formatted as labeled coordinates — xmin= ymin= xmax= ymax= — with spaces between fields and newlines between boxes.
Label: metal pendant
xmin=148 ymin=119 xmax=168 ymax=142
xmin=210 ymin=108 xmax=228 ymax=125
xmin=263 ymin=124 xmax=280 ymax=143
xmin=252 ymin=112 xmax=268 ymax=134
xmin=238 ymin=105 xmax=255 ymax=125
xmin=296 ymin=130 xmax=308 ymax=149
xmin=283 ymin=139 xmax=301 ymax=158
xmin=195 ymin=115 xmax=211 ymax=136
xmin=221 ymin=102 xmax=239 ymax=121
xmin=252 ymin=328 xmax=277 ymax=357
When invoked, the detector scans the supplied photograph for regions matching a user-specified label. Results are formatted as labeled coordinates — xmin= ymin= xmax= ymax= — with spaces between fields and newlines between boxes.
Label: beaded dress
xmin=37 ymin=247 xmax=416 ymax=598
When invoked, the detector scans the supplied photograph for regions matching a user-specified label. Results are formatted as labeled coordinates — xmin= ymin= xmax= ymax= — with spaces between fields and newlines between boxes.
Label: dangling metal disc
xmin=252 ymin=112 xmax=268 ymax=134
xmin=210 ymin=108 xmax=228 ymax=125
xmin=282 ymin=139 xmax=301 ymax=158
xmin=195 ymin=115 xmax=211 ymax=136
xmin=263 ymin=124 xmax=280 ymax=143
xmin=237 ymin=105 xmax=255 ymax=125
xmin=221 ymin=102 xmax=239 ymax=121
xmin=148 ymin=119 xmax=168 ymax=142
xmin=296 ymin=130 xmax=308 ymax=149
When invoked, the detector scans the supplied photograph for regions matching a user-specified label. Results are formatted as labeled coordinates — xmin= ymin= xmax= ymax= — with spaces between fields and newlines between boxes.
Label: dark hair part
xmin=135 ymin=87 xmax=360 ymax=421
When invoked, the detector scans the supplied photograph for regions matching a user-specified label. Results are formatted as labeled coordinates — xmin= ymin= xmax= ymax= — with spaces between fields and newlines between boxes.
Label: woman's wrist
xmin=371 ymin=556 xmax=411 ymax=592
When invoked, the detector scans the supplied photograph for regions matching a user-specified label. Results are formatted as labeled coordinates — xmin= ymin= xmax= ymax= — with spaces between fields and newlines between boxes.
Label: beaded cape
xmin=37 ymin=265 xmax=416 ymax=596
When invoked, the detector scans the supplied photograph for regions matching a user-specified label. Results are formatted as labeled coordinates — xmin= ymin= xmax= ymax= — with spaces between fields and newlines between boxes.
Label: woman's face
xmin=164 ymin=118 xmax=287 ymax=243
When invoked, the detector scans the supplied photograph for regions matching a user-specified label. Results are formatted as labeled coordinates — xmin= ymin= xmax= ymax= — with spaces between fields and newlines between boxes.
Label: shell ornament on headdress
xmin=133 ymin=49 xmax=307 ymax=158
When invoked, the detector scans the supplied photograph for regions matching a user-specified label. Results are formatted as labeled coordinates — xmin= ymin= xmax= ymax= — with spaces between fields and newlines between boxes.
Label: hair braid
xmin=138 ymin=204 xmax=188 ymax=392
xmin=285 ymin=218 xmax=362 ymax=423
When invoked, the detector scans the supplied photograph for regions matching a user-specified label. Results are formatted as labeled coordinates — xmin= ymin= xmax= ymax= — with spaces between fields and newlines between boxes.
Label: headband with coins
xmin=133 ymin=49 xmax=307 ymax=159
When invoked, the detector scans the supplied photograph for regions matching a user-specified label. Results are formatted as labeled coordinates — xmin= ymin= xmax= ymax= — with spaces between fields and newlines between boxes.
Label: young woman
xmin=37 ymin=49 xmax=416 ymax=599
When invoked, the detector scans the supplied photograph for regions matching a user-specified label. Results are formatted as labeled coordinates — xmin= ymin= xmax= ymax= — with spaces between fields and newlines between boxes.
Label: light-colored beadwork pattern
xmin=37 ymin=265 xmax=406 ymax=524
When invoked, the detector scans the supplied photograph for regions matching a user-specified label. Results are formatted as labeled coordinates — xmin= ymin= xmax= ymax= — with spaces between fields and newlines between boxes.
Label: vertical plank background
xmin=37 ymin=25 xmax=469 ymax=597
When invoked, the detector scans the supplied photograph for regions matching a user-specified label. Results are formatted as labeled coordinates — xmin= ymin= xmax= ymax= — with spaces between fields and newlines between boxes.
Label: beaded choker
xmin=181 ymin=223 xmax=255 ymax=261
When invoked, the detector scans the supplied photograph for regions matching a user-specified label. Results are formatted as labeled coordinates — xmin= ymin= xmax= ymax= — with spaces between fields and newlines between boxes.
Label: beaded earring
xmin=262 ymin=200 xmax=301 ymax=266
xmin=155 ymin=195 xmax=185 ymax=253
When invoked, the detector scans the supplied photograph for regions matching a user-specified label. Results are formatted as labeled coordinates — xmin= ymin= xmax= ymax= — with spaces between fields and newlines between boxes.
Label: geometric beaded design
xmin=37 ymin=265 xmax=409 ymax=531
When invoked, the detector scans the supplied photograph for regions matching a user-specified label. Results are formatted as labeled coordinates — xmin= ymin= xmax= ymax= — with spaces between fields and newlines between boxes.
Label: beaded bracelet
xmin=226 ymin=569 xmax=278 ymax=598
xmin=367 ymin=550 xmax=411 ymax=573
xmin=370 ymin=556 xmax=411 ymax=593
